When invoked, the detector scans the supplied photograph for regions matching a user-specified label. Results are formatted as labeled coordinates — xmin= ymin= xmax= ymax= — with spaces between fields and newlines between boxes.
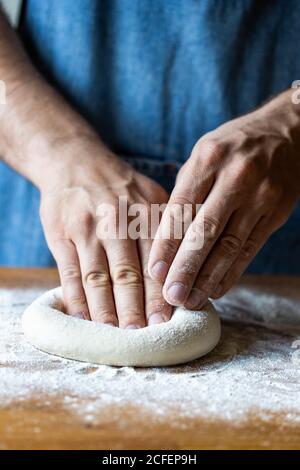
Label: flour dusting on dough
xmin=0 ymin=281 xmax=300 ymax=426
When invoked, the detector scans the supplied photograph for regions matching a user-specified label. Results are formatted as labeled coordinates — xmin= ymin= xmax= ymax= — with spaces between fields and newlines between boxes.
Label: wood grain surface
xmin=0 ymin=268 xmax=299 ymax=450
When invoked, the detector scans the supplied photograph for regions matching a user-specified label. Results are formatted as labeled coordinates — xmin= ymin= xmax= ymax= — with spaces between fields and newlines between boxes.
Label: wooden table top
xmin=0 ymin=268 xmax=299 ymax=450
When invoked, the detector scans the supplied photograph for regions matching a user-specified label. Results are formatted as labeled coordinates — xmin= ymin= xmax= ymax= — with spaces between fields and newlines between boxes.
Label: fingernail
xmin=125 ymin=324 xmax=141 ymax=330
xmin=148 ymin=313 xmax=164 ymax=325
xmin=73 ymin=312 xmax=84 ymax=319
xmin=150 ymin=261 xmax=168 ymax=280
xmin=167 ymin=282 xmax=187 ymax=304
xmin=186 ymin=288 xmax=206 ymax=309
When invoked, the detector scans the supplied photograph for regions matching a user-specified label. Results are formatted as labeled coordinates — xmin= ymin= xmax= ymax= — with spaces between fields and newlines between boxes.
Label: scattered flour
xmin=0 ymin=280 xmax=300 ymax=425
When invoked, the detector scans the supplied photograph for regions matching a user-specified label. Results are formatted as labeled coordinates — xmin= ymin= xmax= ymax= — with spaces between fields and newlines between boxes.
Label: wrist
xmin=260 ymin=89 xmax=300 ymax=152
xmin=34 ymin=131 xmax=134 ymax=196
xmin=27 ymin=128 xmax=102 ymax=190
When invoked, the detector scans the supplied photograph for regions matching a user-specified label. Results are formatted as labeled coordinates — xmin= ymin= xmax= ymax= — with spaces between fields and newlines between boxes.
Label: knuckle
xmin=203 ymin=216 xmax=221 ymax=241
xmin=232 ymin=158 xmax=262 ymax=186
xmin=194 ymin=138 xmax=223 ymax=162
xmin=68 ymin=295 xmax=86 ymax=308
xmin=169 ymin=196 xmax=196 ymax=228
xmin=242 ymin=153 xmax=272 ymax=183
xmin=232 ymin=162 xmax=247 ymax=183
xmin=71 ymin=211 xmax=95 ymax=239
xmin=61 ymin=265 xmax=81 ymax=281
xmin=97 ymin=200 xmax=119 ymax=221
xmin=229 ymin=163 xmax=250 ymax=189
xmin=112 ymin=265 xmax=143 ymax=286
xmin=84 ymin=270 xmax=111 ymax=288
xmin=190 ymin=139 xmax=223 ymax=175
xmin=220 ymin=234 xmax=242 ymax=256
xmin=171 ymin=194 xmax=194 ymax=208
xmin=105 ymin=201 xmax=120 ymax=224
xmin=242 ymin=158 xmax=259 ymax=175
xmin=241 ymin=239 xmax=257 ymax=260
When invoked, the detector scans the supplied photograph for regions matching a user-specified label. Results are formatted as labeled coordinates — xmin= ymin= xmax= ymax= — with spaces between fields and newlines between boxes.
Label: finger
xmin=51 ymin=239 xmax=90 ymax=320
xmin=76 ymin=239 xmax=117 ymax=325
xmin=211 ymin=217 xmax=271 ymax=298
xmin=148 ymin=152 xmax=215 ymax=282
xmin=104 ymin=238 xmax=145 ymax=329
xmin=162 ymin=180 xmax=237 ymax=306
xmin=138 ymin=237 xmax=173 ymax=325
xmin=184 ymin=208 xmax=261 ymax=309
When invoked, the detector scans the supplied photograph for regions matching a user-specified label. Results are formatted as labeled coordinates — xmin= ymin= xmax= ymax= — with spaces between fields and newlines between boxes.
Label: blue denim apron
xmin=0 ymin=0 xmax=299 ymax=272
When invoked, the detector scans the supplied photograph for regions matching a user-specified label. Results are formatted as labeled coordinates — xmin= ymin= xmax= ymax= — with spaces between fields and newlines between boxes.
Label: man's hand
xmin=40 ymin=137 xmax=172 ymax=328
xmin=0 ymin=11 xmax=172 ymax=328
xmin=148 ymin=90 xmax=300 ymax=309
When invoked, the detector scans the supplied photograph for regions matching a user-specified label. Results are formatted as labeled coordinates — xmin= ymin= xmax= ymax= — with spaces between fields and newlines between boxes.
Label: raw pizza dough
xmin=22 ymin=287 xmax=221 ymax=367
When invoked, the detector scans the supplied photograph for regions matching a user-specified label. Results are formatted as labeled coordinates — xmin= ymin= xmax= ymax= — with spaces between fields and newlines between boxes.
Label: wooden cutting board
xmin=0 ymin=268 xmax=299 ymax=450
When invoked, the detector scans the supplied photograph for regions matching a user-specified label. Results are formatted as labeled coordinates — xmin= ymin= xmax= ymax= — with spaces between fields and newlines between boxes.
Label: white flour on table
xmin=0 ymin=279 xmax=300 ymax=425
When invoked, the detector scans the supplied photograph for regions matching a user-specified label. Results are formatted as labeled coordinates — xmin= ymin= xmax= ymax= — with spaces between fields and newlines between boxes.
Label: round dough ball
xmin=22 ymin=287 xmax=221 ymax=367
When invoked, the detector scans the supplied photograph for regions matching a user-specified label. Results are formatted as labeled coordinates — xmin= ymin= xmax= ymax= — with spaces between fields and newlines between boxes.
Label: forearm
xmin=0 ymin=12 xmax=106 ymax=189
